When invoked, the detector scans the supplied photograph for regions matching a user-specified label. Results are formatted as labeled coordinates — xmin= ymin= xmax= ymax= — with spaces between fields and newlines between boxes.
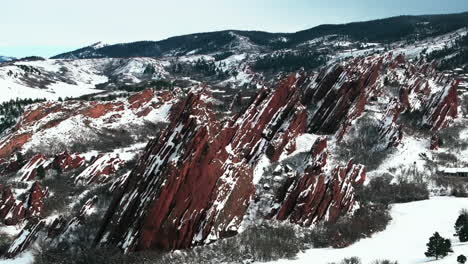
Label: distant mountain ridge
xmin=52 ymin=11 xmax=468 ymax=59
xmin=0 ymin=56 xmax=16 ymax=62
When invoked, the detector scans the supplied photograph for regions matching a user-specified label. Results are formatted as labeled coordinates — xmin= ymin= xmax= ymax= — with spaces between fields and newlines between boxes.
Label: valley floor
xmin=268 ymin=196 xmax=468 ymax=264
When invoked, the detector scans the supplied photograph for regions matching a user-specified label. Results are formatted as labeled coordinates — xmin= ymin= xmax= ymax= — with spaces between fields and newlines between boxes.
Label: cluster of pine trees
xmin=0 ymin=98 xmax=45 ymax=135
xmin=171 ymin=58 xmax=234 ymax=79
xmin=426 ymin=34 xmax=468 ymax=71
xmin=253 ymin=51 xmax=327 ymax=72
xmin=424 ymin=209 xmax=468 ymax=262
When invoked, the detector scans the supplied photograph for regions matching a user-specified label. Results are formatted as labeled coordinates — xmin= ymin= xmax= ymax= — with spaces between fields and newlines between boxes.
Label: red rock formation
xmin=97 ymin=74 xmax=367 ymax=253
xmin=74 ymin=153 xmax=125 ymax=184
xmin=129 ymin=89 xmax=154 ymax=109
xmin=20 ymin=154 xmax=49 ymax=181
xmin=424 ymin=80 xmax=459 ymax=130
xmin=26 ymin=182 xmax=48 ymax=219
xmin=430 ymin=135 xmax=440 ymax=150
xmin=0 ymin=133 xmax=31 ymax=159
xmin=6 ymin=220 xmax=45 ymax=258
xmin=97 ymin=91 xmax=226 ymax=251
xmin=0 ymin=186 xmax=26 ymax=226
xmin=0 ymin=89 xmax=175 ymax=159
xmin=52 ymin=152 xmax=86 ymax=171
xmin=82 ymin=102 xmax=125 ymax=119
xmin=300 ymin=56 xmax=382 ymax=140
xmin=274 ymin=138 xmax=365 ymax=225
xmin=379 ymin=98 xmax=404 ymax=148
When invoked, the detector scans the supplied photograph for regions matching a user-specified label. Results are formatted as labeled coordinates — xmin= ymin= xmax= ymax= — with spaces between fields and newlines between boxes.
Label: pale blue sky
xmin=1 ymin=0 xmax=468 ymax=58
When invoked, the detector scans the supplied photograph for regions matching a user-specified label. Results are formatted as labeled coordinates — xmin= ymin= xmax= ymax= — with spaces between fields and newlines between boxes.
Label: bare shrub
xmin=357 ymin=175 xmax=429 ymax=206
xmin=438 ymin=125 xmax=468 ymax=151
xmin=336 ymin=116 xmax=391 ymax=171
xmin=370 ymin=260 xmax=399 ymax=264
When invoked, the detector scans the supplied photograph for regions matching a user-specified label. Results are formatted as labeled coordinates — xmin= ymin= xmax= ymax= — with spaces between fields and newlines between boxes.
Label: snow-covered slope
xmin=268 ymin=197 xmax=468 ymax=264
xmin=0 ymin=57 xmax=170 ymax=103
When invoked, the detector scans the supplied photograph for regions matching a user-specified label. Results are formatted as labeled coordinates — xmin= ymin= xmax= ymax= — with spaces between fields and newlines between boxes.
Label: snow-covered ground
xmin=268 ymin=197 xmax=468 ymax=264
xmin=0 ymin=252 xmax=33 ymax=264
xmin=0 ymin=57 xmax=170 ymax=103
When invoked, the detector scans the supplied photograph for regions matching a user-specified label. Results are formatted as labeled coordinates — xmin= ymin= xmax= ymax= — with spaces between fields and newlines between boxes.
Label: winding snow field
xmin=270 ymin=197 xmax=468 ymax=264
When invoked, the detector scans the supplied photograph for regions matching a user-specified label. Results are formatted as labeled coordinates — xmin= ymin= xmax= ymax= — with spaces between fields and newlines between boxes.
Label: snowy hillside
xmin=268 ymin=197 xmax=468 ymax=264
xmin=2 ymin=10 xmax=468 ymax=264
xmin=0 ymin=57 xmax=170 ymax=103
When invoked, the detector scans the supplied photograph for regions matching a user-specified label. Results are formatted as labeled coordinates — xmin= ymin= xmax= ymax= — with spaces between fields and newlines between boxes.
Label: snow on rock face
xmin=96 ymin=72 xmax=367 ymax=252
xmin=6 ymin=220 xmax=45 ymax=258
xmin=52 ymin=151 xmax=86 ymax=171
xmin=423 ymin=80 xmax=459 ymax=130
xmin=378 ymin=98 xmax=404 ymax=148
xmin=0 ymin=89 xmax=175 ymax=159
xmin=7 ymin=195 xmax=99 ymax=258
xmin=273 ymin=138 xmax=366 ymax=225
xmin=96 ymin=91 xmax=227 ymax=251
xmin=19 ymin=154 xmax=50 ymax=181
xmin=302 ymin=56 xmax=382 ymax=139
xmin=25 ymin=182 xmax=48 ymax=219
xmin=0 ymin=186 xmax=25 ymax=226
xmin=75 ymin=153 xmax=125 ymax=184
xmin=0 ymin=181 xmax=47 ymax=226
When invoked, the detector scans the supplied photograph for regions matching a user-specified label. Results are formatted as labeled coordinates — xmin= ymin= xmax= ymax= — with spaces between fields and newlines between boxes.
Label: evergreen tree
xmin=455 ymin=209 xmax=468 ymax=241
xmin=458 ymin=254 xmax=467 ymax=264
xmin=52 ymin=160 xmax=63 ymax=176
xmin=16 ymin=152 xmax=25 ymax=167
xmin=36 ymin=165 xmax=46 ymax=180
xmin=459 ymin=223 xmax=468 ymax=242
xmin=424 ymin=232 xmax=453 ymax=260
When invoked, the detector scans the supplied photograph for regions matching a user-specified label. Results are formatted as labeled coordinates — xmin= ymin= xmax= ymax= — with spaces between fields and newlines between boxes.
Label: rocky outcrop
xmin=96 ymin=73 xmax=367 ymax=253
xmin=7 ymin=196 xmax=98 ymax=258
xmin=26 ymin=182 xmax=48 ymax=219
xmin=301 ymin=56 xmax=382 ymax=139
xmin=0 ymin=181 xmax=48 ymax=226
xmin=75 ymin=153 xmax=125 ymax=184
xmin=379 ymin=98 xmax=404 ymax=148
xmin=96 ymin=91 xmax=226 ymax=251
xmin=0 ymin=89 xmax=175 ymax=159
xmin=0 ymin=185 xmax=25 ymax=226
xmin=430 ymin=134 xmax=440 ymax=150
xmin=20 ymin=154 xmax=50 ymax=181
xmin=52 ymin=152 xmax=86 ymax=172
xmin=273 ymin=138 xmax=366 ymax=225
xmin=6 ymin=220 xmax=45 ymax=258
xmin=423 ymin=80 xmax=459 ymax=130
xmin=2 ymin=53 xmax=461 ymax=257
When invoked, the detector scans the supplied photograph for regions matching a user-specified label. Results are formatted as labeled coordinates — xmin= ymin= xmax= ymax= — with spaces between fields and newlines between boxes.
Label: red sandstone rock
xmin=0 ymin=133 xmax=32 ymax=160
xmin=20 ymin=154 xmax=50 ymax=181
xmin=26 ymin=181 xmax=48 ymax=219
xmin=0 ymin=89 xmax=175 ymax=159
xmin=424 ymin=80 xmax=459 ymax=131
xmin=52 ymin=152 xmax=86 ymax=171
xmin=430 ymin=135 xmax=440 ymax=150
xmin=275 ymin=138 xmax=365 ymax=225
xmin=129 ymin=89 xmax=154 ymax=109
xmin=75 ymin=153 xmax=125 ymax=184
xmin=96 ymin=74 xmax=367 ymax=252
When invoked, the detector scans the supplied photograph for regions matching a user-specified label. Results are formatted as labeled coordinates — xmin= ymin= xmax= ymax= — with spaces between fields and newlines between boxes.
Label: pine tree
xmin=458 ymin=254 xmax=467 ymax=264
xmin=36 ymin=165 xmax=46 ymax=180
xmin=455 ymin=209 xmax=468 ymax=241
xmin=459 ymin=223 xmax=468 ymax=242
xmin=16 ymin=152 xmax=25 ymax=167
xmin=425 ymin=232 xmax=453 ymax=260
